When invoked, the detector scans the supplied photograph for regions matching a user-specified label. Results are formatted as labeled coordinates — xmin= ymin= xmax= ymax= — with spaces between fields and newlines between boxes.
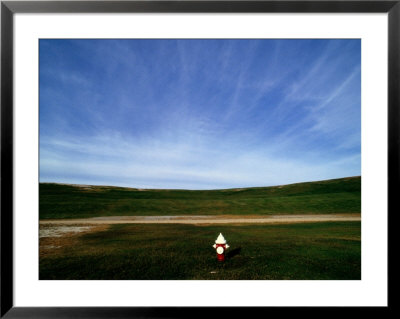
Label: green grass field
xmin=39 ymin=176 xmax=361 ymax=219
xmin=39 ymin=222 xmax=361 ymax=280
xmin=39 ymin=176 xmax=361 ymax=280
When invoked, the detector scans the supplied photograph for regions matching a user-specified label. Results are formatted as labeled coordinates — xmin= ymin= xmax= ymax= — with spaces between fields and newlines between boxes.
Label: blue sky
xmin=39 ymin=39 xmax=361 ymax=189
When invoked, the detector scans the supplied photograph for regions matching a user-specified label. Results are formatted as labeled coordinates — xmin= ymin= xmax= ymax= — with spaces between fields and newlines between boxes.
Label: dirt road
xmin=40 ymin=213 xmax=361 ymax=225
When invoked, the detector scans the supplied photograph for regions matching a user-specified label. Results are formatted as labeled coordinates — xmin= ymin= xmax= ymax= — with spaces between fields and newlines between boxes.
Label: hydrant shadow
xmin=226 ymin=247 xmax=242 ymax=259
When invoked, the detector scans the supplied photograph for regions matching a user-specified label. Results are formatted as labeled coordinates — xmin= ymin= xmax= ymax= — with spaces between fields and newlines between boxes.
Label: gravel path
xmin=40 ymin=214 xmax=361 ymax=225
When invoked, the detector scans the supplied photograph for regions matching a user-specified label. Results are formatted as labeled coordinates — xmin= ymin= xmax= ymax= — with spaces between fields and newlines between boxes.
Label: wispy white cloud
xmin=40 ymin=129 xmax=360 ymax=189
xmin=40 ymin=39 xmax=361 ymax=189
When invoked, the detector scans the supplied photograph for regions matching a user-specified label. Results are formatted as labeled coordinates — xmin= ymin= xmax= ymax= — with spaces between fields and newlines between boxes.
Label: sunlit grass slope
xmin=39 ymin=176 xmax=361 ymax=219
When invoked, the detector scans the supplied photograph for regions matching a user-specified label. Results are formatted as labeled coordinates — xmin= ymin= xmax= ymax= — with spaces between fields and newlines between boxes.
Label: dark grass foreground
xmin=39 ymin=176 xmax=361 ymax=219
xmin=39 ymin=221 xmax=361 ymax=280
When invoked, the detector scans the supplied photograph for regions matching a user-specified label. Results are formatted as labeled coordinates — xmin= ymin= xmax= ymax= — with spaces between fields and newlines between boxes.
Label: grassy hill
xmin=39 ymin=176 xmax=361 ymax=219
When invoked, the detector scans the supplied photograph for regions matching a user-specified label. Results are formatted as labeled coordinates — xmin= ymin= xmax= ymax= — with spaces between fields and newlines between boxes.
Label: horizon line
xmin=39 ymin=175 xmax=361 ymax=191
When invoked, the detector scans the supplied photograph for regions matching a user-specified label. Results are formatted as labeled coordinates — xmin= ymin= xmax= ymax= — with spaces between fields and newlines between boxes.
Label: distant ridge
xmin=40 ymin=176 xmax=361 ymax=219
xmin=40 ymin=175 xmax=361 ymax=192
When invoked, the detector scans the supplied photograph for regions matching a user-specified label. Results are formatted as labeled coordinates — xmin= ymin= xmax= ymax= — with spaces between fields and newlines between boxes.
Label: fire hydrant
xmin=213 ymin=233 xmax=229 ymax=262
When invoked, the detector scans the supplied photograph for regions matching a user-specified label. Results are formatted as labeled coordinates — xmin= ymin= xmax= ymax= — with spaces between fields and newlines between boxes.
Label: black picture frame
xmin=1 ymin=1 xmax=396 ymax=317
